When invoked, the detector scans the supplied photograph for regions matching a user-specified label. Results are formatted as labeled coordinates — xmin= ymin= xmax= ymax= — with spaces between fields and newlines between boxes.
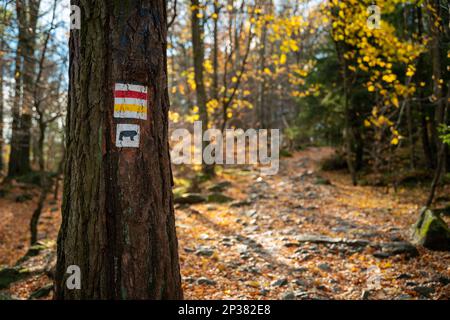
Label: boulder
xmin=271 ymin=278 xmax=288 ymax=287
xmin=412 ymin=208 xmax=450 ymax=251
xmin=413 ymin=286 xmax=435 ymax=298
xmin=15 ymin=193 xmax=33 ymax=203
xmin=206 ymin=193 xmax=233 ymax=204
xmin=0 ymin=266 xmax=31 ymax=289
xmin=174 ymin=193 xmax=206 ymax=205
xmin=0 ymin=291 xmax=18 ymax=300
xmin=313 ymin=176 xmax=332 ymax=185
xmin=281 ymin=291 xmax=296 ymax=300
xmin=230 ymin=200 xmax=252 ymax=207
xmin=372 ymin=241 xmax=419 ymax=258
xmin=208 ymin=181 xmax=232 ymax=193
xmin=196 ymin=277 xmax=216 ymax=286
xmin=28 ymin=283 xmax=53 ymax=299
xmin=195 ymin=246 xmax=214 ymax=257
xmin=295 ymin=234 xmax=369 ymax=247
xmin=386 ymin=242 xmax=418 ymax=256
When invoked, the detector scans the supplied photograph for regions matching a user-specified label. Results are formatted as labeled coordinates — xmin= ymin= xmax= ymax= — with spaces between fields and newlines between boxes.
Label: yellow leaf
xmin=382 ymin=74 xmax=396 ymax=83
xmin=246 ymin=281 xmax=260 ymax=288
xmin=391 ymin=137 xmax=399 ymax=145
xmin=392 ymin=96 xmax=399 ymax=107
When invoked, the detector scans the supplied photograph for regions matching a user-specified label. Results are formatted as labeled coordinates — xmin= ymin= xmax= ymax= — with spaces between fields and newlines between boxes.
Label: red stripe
xmin=114 ymin=90 xmax=148 ymax=100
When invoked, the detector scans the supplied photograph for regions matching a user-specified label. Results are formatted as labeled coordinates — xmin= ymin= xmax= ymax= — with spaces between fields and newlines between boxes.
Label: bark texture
xmin=55 ymin=0 xmax=183 ymax=300
xmin=190 ymin=0 xmax=214 ymax=176
xmin=8 ymin=0 xmax=40 ymax=177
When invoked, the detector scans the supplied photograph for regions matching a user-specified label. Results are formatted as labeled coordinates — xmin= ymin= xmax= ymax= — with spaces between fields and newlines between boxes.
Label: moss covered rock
xmin=28 ymin=283 xmax=53 ymax=299
xmin=208 ymin=181 xmax=232 ymax=193
xmin=0 ymin=266 xmax=31 ymax=289
xmin=174 ymin=193 xmax=206 ymax=205
xmin=207 ymin=193 xmax=233 ymax=204
xmin=412 ymin=208 xmax=450 ymax=251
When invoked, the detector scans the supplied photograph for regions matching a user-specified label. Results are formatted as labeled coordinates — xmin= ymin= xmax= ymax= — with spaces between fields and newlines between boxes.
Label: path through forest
xmin=1 ymin=147 xmax=449 ymax=299
xmin=177 ymin=147 xmax=450 ymax=300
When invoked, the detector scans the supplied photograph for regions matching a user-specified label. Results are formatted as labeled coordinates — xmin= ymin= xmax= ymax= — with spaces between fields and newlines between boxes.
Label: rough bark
xmin=55 ymin=0 xmax=183 ymax=300
xmin=212 ymin=1 xmax=220 ymax=101
xmin=416 ymin=6 xmax=435 ymax=169
xmin=406 ymin=101 xmax=416 ymax=170
xmin=343 ymin=63 xmax=357 ymax=186
xmin=8 ymin=1 xmax=26 ymax=177
xmin=30 ymin=174 xmax=51 ymax=245
xmin=8 ymin=0 xmax=40 ymax=177
xmin=257 ymin=2 xmax=272 ymax=129
xmin=0 ymin=39 xmax=4 ymax=173
xmin=190 ymin=0 xmax=214 ymax=176
xmin=428 ymin=0 xmax=446 ymax=169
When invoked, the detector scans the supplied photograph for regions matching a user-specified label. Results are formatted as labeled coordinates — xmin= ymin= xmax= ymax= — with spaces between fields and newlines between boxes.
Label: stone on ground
xmin=412 ymin=208 xmax=450 ymax=251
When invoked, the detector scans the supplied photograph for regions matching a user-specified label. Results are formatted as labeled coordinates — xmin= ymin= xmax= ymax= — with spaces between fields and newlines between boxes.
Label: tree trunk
xmin=343 ymin=70 xmax=357 ymax=186
xmin=8 ymin=1 xmax=26 ymax=177
xmin=257 ymin=12 xmax=268 ymax=128
xmin=428 ymin=0 xmax=446 ymax=170
xmin=37 ymin=120 xmax=45 ymax=172
xmin=406 ymin=101 xmax=416 ymax=170
xmin=212 ymin=2 xmax=220 ymax=101
xmin=8 ymin=0 xmax=40 ymax=177
xmin=30 ymin=173 xmax=51 ymax=245
xmin=338 ymin=44 xmax=357 ymax=185
xmin=0 ymin=40 xmax=4 ymax=173
xmin=416 ymin=6 xmax=435 ymax=169
xmin=55 ymin=0 xmax=183 ymax=300
xmin=190 ymin=0 xmax=214 ymax=176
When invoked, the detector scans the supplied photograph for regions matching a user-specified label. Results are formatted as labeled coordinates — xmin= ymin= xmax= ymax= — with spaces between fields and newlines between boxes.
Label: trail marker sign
xmin=114 ymin=83 xmax=148 ymax=120
xmin=116 ymin=124 xmax=140 ymax=148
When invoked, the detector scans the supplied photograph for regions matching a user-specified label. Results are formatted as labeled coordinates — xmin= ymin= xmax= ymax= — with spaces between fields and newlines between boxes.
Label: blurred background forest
xmin=0 ymin=0 xmax=450 ymax=300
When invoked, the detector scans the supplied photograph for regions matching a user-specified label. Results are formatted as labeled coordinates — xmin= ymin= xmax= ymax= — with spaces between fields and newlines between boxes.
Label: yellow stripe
xmin=114 ymin=104 xmax=147 ymax=113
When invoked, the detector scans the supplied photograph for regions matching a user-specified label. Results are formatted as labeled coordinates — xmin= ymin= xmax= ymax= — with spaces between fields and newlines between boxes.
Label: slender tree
xmin=55 ymin=0 xmax=183 ymax=299
xmin=0 ymin=36 xmax=4 ymax=173
xmin=0 ymin=0 xmax=8 ymax=174
xmin=8 ymin=0 xmax=40 ymax=177
xmin=190 ymin=0 xmax=214 ymax=176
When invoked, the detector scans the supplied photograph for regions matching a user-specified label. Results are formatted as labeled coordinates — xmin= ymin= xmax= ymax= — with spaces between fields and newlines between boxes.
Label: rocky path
xmin=176 ymin=147 xmax=450 ymax=300
xmin=1 ymin=147 xmax=449 ymax=300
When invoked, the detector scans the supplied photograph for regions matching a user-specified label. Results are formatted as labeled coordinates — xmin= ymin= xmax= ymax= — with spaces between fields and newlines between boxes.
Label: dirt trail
xmin=177 ymin=147 xmax=450 ymax=300
xmin=1 ymin=147 xmax=449 ymax=299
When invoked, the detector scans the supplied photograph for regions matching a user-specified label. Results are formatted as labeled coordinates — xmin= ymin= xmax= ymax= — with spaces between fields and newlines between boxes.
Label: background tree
xmin=190 ymin=0 xmax=214 ymax=176
xmin=8 ymin=0 xmax=41 ymax=178
xmin=55 ymin=0 xmax=183 ymax=299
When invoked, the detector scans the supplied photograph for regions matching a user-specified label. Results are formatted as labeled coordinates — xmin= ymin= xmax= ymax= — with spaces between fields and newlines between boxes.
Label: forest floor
xmin=1 ymin=147 xmax=450 ymax=300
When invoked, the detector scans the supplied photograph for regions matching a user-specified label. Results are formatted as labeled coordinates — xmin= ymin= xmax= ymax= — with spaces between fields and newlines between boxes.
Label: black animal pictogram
xmin=119 ymin=130 xmax=138 ymax=141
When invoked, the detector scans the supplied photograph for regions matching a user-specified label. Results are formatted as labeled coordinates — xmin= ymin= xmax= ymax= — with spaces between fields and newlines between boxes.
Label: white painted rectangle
xmin=114 ymin=83 xmax=148 ymax=93
xmin=114 ymin=83 xmax=148 ymax=120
